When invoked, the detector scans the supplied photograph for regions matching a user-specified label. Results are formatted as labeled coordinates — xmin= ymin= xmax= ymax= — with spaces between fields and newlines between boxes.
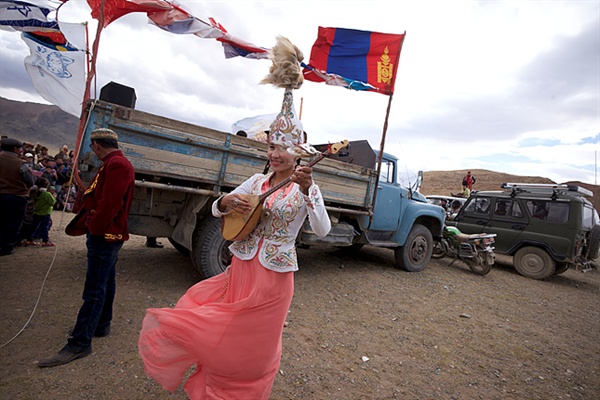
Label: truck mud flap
xmin=299 ymin=221 xmax=355 ymax=245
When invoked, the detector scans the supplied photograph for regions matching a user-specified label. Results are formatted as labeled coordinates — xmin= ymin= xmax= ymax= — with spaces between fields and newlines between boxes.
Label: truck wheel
xmin=585 ymin=225 xmax=600 ymax=260
xmin=191 ymin=216 xmax=232 ymax=280
xmin=431 ymin=239 xmax=446 ymax=259
xmin=514 ymin=246 xmax=555 ymax=279
xmin=394 ymin=224 xmax=433 ymax=272
xmin=168 ymin=237 xmax=190 ymax=257
xmin=348 ymin=243 xmax=364 ymax=254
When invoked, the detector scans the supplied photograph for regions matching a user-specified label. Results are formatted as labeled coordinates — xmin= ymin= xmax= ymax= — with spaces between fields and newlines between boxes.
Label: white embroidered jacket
xmin=212 ymin=173 xmax=331 ymax=273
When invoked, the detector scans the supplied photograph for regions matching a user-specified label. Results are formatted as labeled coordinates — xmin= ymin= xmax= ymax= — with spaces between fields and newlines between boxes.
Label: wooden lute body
xmin=221 ymin=140 xmax=348 ymax=241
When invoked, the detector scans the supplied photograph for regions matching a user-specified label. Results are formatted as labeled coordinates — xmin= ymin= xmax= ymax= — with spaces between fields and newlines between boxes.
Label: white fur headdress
xmin=261 ymin=36 xmax=305 ymax=148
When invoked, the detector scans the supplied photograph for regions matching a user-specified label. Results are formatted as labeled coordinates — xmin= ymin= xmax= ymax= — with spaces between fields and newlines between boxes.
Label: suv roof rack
xmin=501 ymin=182 xmax=593 ymax=198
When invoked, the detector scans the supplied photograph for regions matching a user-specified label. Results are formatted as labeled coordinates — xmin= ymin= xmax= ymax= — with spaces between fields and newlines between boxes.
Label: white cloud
xmin=0 ymin=0 xmax=598 ymax=185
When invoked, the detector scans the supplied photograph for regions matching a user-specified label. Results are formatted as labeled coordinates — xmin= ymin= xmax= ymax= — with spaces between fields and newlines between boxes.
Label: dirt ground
xmin=1 ymin=210 xmax=599 ymax=400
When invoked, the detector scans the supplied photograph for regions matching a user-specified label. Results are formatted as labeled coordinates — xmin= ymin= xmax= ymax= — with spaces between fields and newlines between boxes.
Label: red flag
xmin=86 ymin=0 xmax=172 ymax=27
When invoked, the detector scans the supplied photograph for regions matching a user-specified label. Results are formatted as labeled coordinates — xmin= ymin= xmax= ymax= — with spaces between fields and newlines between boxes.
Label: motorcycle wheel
xmin=465 ymin=254 xmax=492 ymax=276
xmin=431 ymin=240 xmax=446 ymax=259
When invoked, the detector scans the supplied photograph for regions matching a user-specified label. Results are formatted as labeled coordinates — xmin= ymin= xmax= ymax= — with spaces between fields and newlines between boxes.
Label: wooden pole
xmin=370 ymin=32 xmax=406 ymax=219
xmin=71 ymin=0 xmax=105 ymax=194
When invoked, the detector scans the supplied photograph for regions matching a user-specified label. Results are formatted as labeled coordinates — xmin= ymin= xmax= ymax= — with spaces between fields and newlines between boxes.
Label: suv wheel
xmin=585 ymin=225 xmax=600 ymax=261
xmin=554 ymin=262 xmax=570 ymax=275
xmin=514 ymin=246 xmax=556 ymax=279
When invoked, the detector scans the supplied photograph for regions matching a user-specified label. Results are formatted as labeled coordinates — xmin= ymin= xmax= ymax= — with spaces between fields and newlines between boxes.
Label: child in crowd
xmin=18 ymin=185 xmax=38 ymax=246
xmin=28 ymin=178 xmax=56 ymax=247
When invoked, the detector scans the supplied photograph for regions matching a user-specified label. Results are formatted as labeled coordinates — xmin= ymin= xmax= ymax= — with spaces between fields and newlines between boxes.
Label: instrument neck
xmin=259 ymin=152 xmax=327 ymax=202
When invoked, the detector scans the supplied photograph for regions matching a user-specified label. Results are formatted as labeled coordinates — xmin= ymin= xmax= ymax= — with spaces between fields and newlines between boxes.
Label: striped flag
xmin=147 ymin=1 xmax=222 ymax=37
xmin=209 ymin=18 xmax=269 ymax=59
xmin=303 ymin=27 xmax=405 ymax=95
xmin=0 ymin=0 xmax=59 ymax=32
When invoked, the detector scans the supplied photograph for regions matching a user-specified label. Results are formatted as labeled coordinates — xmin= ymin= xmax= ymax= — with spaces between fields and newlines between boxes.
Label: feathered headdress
xmin=261 ymin=36 xmax=308 ymax=151
xmin=261 ymin=36 xmax=304 ymax=89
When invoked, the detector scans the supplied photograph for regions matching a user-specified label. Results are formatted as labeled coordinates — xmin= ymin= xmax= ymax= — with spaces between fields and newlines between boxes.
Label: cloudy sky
xmin=1 ymin=0 xmax=599 ymax=187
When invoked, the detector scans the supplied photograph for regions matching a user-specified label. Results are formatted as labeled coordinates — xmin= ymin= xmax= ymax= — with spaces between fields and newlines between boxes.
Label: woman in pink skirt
xmin=139 ymin=75 xmax=331 ymax=398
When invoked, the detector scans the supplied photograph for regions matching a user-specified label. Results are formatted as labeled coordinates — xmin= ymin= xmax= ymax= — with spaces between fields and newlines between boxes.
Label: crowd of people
xmin=0 ymin=136 xmax=78 ymax=255
xmin=20 ymin=140 xmax=78 ymax=213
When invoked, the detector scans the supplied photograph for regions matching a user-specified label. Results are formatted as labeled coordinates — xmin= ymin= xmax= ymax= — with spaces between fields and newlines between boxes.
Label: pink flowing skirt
xmin=138 ymin=255 xmax=294 ymax=399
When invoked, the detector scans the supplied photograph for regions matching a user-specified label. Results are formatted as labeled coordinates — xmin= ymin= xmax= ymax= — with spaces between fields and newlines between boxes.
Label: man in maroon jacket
xmin=39 ymin=128 xmax=135 ymax=367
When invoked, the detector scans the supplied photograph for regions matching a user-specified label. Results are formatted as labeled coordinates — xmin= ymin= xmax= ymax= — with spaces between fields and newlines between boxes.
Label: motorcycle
xmin=432 ymin=226 xmax=497 ymax=275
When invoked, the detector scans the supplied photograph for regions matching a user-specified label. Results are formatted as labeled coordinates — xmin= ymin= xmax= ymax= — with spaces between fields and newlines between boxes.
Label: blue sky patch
xmin=518 ymin=138 xmax=562 ymax=147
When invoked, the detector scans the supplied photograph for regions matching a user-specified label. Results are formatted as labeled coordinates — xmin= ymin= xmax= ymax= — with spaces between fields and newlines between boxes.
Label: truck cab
xmin=299 ymin=149 xmax=445 ymax=273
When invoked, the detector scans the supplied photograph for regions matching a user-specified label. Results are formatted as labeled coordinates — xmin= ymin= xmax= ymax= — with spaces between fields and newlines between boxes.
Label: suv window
xmin=526 ymin=201 xmax=569 ymax=223
xmin=582 ymin=204 xmax=598 ymax=230
xmin=494 ymin=199 xmax=523 ymax=218
xmin=464 ymin=197 xmax=491 ymax=215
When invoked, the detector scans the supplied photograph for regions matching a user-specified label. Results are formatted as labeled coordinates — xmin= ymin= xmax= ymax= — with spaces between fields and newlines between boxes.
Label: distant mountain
xmin=421 ymin=169 xmax=556 ymax=195
xmin=0 ymin=97 xmax=79 ymax=153
xmin=422 ymin=169 xmax=599 ymax=213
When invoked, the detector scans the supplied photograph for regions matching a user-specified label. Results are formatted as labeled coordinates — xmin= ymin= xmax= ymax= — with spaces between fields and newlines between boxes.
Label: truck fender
xmin=391 ymin=202 xmax=444 ymax=246
xmin=170 ymin=194 xmax=211 ymax=251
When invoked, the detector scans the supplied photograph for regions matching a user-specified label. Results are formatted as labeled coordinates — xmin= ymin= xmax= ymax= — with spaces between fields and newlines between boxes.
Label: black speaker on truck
xmin=99 ymin=81 xmax=137 ymax=109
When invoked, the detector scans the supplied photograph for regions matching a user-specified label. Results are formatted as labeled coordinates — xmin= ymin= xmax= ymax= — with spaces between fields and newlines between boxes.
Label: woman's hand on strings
xmin=291 ymin=166 xmax=313 ymax=195
xmin=221 ymin=194 xmax=251 ymax=214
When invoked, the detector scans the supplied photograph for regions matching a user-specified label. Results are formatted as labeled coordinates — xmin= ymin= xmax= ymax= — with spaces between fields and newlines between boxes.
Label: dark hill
xmin=0 ymin=97 xmax=79 ymax=153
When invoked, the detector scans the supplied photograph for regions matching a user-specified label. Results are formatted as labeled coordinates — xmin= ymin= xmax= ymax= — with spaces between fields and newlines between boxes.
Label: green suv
xmin=448 ymin=183 xmax=600 ymax=279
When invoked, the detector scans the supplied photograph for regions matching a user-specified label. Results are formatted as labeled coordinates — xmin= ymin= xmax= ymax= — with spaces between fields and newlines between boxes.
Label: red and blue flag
xmin=303 ymin=27 xmax=405 ymax=95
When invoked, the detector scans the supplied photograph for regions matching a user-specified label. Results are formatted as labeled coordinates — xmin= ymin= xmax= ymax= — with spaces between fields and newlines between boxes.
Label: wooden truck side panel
xmin=78 ymin=101 xmax=376 ymax=241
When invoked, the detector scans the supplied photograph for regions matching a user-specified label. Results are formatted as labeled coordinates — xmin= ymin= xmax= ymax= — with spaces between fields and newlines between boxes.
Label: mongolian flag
xmin=303 ymin=27 xmax=405 ymax=95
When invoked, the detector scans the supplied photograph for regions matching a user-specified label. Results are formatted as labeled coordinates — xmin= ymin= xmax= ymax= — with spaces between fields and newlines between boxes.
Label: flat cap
xmin=1 ymin=137 xmax=23 ymax=148
xmin=90 ymin=128 xmax=118 ymax=141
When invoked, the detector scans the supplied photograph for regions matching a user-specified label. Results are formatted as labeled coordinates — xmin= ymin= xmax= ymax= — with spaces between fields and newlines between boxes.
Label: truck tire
xmin=168 ymin=237 xmax=190 ymax=257
xmin=394 ymin=224 xmax=433 ymax=272
xmin=191 ymin=216 xmax=232 ymax=280
xmin=348 ymin=243 xmax=364 ymax=253
xmin=514 ymin=246 xmax=556 ymax=279
xmin=585 ymin=225 xmax=600 ymax=261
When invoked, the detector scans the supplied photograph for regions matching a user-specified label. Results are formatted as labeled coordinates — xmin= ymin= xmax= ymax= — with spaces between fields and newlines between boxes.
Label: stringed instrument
xmin=221 ymin=140 xmax=349 ymax=241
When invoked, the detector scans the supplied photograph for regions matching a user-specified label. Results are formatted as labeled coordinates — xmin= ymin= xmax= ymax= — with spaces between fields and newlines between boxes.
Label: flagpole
xmin=71 ymin=0 xmax=105 ymax=195
xmin=371 ymin=32 xmax=407 ymax=218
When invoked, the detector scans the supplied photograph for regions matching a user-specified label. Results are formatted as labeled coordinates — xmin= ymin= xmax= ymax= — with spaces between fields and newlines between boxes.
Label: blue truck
xmin=77 ymin=99 xmax=445 ymax=279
